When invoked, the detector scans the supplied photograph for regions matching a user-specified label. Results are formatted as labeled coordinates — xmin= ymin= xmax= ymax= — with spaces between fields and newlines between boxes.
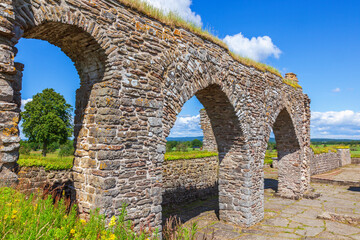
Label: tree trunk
xmin=42 ymin=142 xmax=47 ymax=157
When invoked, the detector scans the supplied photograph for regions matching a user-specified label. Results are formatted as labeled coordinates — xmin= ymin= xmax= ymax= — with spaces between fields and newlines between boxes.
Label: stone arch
xmin=162 ymin=79 xmax=262 ymax=226
xmin=0 ymin=0 xmax=311 ymax=232
xmin=272 ymin=107 xmax=304 ymax=198
xmin=8 ymin=2 xmax=115 ymax=218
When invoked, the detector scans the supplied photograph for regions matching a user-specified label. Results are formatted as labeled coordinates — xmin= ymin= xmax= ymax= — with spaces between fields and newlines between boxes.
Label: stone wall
xmin=310 ymin=149 xmax=351 ymax=176
xmin=17 ymin=166 xmax=73 ymax=196
xmin=200 ymin=109 xmax=217 ymax=152
xmin=16 ymin=157 xmax=218 ymax=206
xmin=352 ymin=158 xmax=360 ymax=164
xmin=162 ymin=156 xmax=218 ymax=205
xmin=0 ymin=0 xmax=311 ymax=229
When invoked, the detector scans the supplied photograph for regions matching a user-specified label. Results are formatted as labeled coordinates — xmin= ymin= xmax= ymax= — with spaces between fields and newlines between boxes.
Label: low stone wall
xmin=15 ymin=157 xmax=219 ymax=206
xmin=310 ymin=149 xmax=351 ymax=176
xmin=352 ymin=158 xmax=360 ymax=164
xmin=162 ymin=156 xmax=219 ymax=205
xmin=17 ymin=166 xmax=73 ymax=197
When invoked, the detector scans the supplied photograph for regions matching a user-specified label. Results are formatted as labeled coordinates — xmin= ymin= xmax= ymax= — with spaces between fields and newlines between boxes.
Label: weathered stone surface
xmin=0 ymin=0 xmax=311 ymax=232
xmin=310 ymin=148 xmax=351 ymax=175
xmin=200 ymin=109 xmax=217 ymax=152
xmin=17 ymin=166 xmax=74 ymax=198
xmin=162 ymin=156 xmax=218 ymax=205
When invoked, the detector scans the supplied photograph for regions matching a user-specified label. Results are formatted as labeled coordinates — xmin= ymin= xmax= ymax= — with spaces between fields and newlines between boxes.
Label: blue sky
xmin=16 ymin=0 xmax=360 ymax=139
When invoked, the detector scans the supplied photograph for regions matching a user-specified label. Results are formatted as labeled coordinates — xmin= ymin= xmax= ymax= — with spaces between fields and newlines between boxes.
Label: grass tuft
xmin=282 ymin=78 xmax=302 ymax=89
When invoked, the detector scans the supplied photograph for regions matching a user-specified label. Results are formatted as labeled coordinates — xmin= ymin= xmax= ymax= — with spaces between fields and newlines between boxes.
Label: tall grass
xmin=0 ymin=187 xmax=156 ymax=239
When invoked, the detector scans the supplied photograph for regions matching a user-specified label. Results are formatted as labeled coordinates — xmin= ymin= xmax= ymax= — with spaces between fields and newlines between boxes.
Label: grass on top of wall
xmin=165 ymin=151 xmax=218 ymax=161
xmin=18 ymin=152 xmax=73 ymax=171
xmin=350 ymin=151 xmax=360 ymax=158
xmin=117 ymin=0 xmax=286 ymax=80
xmin=310 ymin=145 xmax=349 ymax=155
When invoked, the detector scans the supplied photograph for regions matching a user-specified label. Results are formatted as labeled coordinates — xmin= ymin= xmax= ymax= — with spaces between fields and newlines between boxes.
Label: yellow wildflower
xmin=80 ymin=219 xmax=86 ymax=224
xmin=109 ymin=233 xmax=116 ymax=240
xmin=12 ymin=210 xmax=17 ymax=214
xmin=11 ymin=214 xmax=16 ymax=219
xmin=64 ymin=215 xmax=68 ymax=219
xmin=109 ymin=216 xmax=116 ymax=227
xmin=70 ymin=229 xmax=75 ymax=234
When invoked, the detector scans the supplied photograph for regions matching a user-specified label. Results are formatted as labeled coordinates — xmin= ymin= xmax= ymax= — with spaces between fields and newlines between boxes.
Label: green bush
xmin=59 ymin=141 xmax=75 ymax=157
xmin=19 ymin=141 xmax=31 ymax=155
xmin=0 ymin=187 xmax=156 ymax=240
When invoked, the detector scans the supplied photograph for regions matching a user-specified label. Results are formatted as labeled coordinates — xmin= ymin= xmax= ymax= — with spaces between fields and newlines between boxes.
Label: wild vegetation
xmin=0 ymin=187 xmax=198 ymax=240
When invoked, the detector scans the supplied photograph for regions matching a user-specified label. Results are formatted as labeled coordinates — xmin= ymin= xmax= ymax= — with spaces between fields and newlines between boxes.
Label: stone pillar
xmin=0 ymin=0 xmax=22 ymax=186
xmin=196 ymin=85 xmax=263 ymax=227
xmin=200 ymin=109 xmax=217 ymax=151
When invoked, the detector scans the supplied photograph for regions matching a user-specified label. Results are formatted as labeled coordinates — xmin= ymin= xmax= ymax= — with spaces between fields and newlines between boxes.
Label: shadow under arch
xmin=272 ymin=108 xmax=303 ymax=198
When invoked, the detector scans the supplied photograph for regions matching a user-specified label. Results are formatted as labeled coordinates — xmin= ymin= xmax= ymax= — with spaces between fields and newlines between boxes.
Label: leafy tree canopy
xmin=21 ymin=88 xmax=73 ymax=156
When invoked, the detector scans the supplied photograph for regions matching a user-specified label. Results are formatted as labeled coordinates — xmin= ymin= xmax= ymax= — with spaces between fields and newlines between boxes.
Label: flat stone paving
xmin=311 ymin=164 xmax=360 ymax=186
xmin=164 ymin=166 xmax=360 ymax=239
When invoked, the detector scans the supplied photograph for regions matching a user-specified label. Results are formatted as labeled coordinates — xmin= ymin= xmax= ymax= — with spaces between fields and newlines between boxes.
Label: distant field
xmin=165 ymin=151 xmax=218 ymax=161
xmin=18 ymin=143 xmax=359 ymax=170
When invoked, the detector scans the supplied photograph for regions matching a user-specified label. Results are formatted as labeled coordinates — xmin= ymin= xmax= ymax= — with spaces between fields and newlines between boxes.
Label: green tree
xmin=191 ymin=139 xmax=202 ymax=149
xmin=21 ymin=88 xmax=73 ymax=157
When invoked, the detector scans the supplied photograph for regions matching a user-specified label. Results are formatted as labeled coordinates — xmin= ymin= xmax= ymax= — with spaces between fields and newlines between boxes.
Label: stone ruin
xmin=0 ymin=0 xmax=311 ymax=231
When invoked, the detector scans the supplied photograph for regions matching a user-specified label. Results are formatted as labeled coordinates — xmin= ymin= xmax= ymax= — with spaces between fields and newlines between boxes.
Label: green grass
xmin=18 ymin=152 xmax=73 ymax=171
xmin=165 ymin=151 xmax=218 ymax=161
xmin=264 ymin=150 xmax=277 ymax=164
xmin=117 ymin=0 xmax=288 ymax=81
xmin=310 ymin=144 xmax=349 ymax=155
xmin=351 ymin=151 xmax=360 ymax=158
xmin=282 ymin=78 xmax=302 ymax=89
xmin=0 ymin=187 xmax=156 ymax=240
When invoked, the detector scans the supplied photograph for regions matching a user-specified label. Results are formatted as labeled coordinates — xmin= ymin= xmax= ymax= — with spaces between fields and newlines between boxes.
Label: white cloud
xmin=332 ymin=88 xmax=341 ymax=93
xmin=223 ymin=33 xmax=281 ymax=62
xmin=311 ymin=110 xmax=360 ymax=139
xmin=169 ymin=114 xmax=203 ymax=137
xmin=143 ymin=0 xmax=202 ymax=26
xmin=21 ymin=98 xmax=32 ymax=111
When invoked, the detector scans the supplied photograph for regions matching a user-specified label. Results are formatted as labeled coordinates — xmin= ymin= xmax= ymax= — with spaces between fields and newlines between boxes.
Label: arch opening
xmin=271 ymin=108 xmax=303 ymax=198
xmin=12 ymin=20 xmax=108 ymax=216
xmin=162 ymin=83 xmax=257 ymax=227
